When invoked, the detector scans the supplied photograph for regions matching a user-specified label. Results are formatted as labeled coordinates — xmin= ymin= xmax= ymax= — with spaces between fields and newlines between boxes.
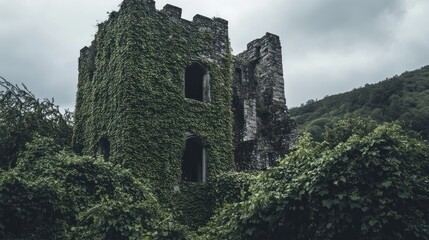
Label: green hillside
xmin=290 ymin=65 xmax=429 ymax=140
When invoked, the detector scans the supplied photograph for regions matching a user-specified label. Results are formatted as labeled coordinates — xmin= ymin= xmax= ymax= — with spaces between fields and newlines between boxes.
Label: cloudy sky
xmin=1 ymin=0 xmax=428 ymax=110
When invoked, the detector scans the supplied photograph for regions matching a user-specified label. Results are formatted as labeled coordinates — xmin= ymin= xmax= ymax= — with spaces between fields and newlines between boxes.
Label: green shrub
xmin=0 ymin=136 xmax=192 ymax=239
xmin=202 ymin=119 xmax=429 ymax=239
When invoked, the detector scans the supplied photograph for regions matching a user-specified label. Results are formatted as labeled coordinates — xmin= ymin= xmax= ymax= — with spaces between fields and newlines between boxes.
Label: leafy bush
xmin=0 ymin=136 xmax=191 ymax=239
xmin=208 ymin=171 xmax=255 ymax=209
xmin=0 ymin=171 xmax=70 ymax=239
xmin=170 ymin=171 xmax=255 ymax=230
xmin=202 ymin=119 xmax=429 ymax=239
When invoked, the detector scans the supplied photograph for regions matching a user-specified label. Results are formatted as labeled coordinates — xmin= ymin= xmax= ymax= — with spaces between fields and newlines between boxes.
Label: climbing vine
xmin=72 ymin=0 xmax=234 ymax=226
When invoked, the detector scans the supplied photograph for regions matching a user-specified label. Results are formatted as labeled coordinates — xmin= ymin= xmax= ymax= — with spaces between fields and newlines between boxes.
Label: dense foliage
xmin=0 ymin=76 xmax=73 ymax=170
xmin=0 ymin=76 xmax=194 ymax=239
xmin=0 ymin=136 xmax=191 ymax=239
xmin=290 ymin=65 xmax=429 ymax=141
xmin=172 ymin=171 xmax=256 ymax=229
xmin=201 ymin=119 xmax=429 ymax=239
xmin=2 ymin=80 xmax=429 ymax=239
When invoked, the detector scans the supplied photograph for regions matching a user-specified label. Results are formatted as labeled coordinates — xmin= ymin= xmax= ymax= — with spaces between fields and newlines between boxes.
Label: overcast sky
xmin=1 ymin=0 xmax=428 ymax=110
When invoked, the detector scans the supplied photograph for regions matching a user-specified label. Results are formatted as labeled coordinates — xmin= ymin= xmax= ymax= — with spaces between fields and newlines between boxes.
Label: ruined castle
xmin=72 ymin=0 xmax=294 ymax=192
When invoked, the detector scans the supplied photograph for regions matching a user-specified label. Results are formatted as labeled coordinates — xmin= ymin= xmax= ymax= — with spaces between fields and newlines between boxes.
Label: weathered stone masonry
xmin=232 ymin=33 xmax=295 ymax=170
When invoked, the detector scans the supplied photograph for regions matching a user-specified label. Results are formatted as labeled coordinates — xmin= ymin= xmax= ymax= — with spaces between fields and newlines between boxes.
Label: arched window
xmin=182 ymin=135 xmax=207 ymax=182
xmin=97 ymin=137 xmax=110 ymax=160
xmin=184 ymin=62 xmax=210 ymax=102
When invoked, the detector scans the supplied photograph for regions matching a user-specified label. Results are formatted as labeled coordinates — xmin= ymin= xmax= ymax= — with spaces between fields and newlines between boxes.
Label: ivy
xmin=73 ymin=0 xmax=233 ymax=199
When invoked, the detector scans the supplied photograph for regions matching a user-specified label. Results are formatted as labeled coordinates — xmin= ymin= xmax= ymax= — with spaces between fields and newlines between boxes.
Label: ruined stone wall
xmin=232 ymin=33 xmax=295 ymax=170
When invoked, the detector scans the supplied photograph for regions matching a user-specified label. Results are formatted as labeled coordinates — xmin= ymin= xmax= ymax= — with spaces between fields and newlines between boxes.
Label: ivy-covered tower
xmin=72 ymin=0 xmax=234 ymax=193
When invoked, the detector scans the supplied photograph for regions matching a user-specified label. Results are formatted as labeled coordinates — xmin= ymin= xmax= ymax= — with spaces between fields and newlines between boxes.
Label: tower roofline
xmin=161 ymin=4 xmax=228 ymax=28
xmin=246 ymin=32 xmax=280 ymax=50
xmin=97 ymin=1 xmax=229 ymax=39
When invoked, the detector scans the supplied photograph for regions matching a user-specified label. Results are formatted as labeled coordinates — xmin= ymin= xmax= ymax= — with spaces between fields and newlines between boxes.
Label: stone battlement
xmin=161 ymin=4 xmax=228 ymax=29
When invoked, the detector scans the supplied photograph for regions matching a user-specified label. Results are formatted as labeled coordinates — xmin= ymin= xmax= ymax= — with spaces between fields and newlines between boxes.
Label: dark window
xmin=235 ymin=67 xmax=242 ymax=83
xmin=182 ymin=136 xmax=206 ymax=182
xmin=97 ymin=137 xmax=110 ymax=160
xmin=185 ymin=62 xmax=210 ymax=102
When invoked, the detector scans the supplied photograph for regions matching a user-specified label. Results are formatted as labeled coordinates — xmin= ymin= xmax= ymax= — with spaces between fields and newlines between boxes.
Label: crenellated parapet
xmin=161 ymin=4 xmax=229 ymax=60
xmin=80 ymin=1 xmax=229 ymax=62
xmin=161 ymin=4 xmax=182 ymax=19
xmin=160 ymin=4 xmax=228 ymax=31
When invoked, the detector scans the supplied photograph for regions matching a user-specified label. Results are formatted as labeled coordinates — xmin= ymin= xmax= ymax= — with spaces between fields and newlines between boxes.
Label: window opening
xmin=185 ymin=62 xmax=210 ymax=102
xmin=97 ymin=137 xmax=110 ymax=160
xmin=182 ymin=136 xmax=207 ymax=182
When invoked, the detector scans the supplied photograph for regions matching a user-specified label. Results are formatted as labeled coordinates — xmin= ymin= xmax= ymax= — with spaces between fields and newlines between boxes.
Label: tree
xmin=289 ymin=65 xmax=429 ymax=141
xmin=0 ymin=77 xmax=73 ymax=169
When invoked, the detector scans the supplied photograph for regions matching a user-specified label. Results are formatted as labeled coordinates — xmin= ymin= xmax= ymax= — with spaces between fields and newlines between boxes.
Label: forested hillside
xmin=290 ymin=65 xmax=429 ymax=141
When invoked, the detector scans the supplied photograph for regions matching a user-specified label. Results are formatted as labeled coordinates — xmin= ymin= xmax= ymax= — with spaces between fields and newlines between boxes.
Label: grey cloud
xmin=293 ymin=0 xmax=405 ymax=32
xmin=0 ymin=0 xmax=121 ymax=110
xmin=1 ymin=0 xmax=428 ymax=109
xmin=281 ymin=0 xmax=406 ymax=51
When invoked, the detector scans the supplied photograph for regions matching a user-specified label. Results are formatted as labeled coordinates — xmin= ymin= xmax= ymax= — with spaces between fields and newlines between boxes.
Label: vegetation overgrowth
xmin=201 ymin=119 xmax=429 ymax=239
xmin=1 ymin=73 xmax=428 ymax=239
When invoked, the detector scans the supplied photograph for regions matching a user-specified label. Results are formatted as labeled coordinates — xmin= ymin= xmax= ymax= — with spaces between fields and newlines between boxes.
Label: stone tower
xmin=73 ymin=0 xmax=294 ymax=191
xmin=72 ymin=0 xmax=234 ymax=195
xmin=232 ymin=33 xmax=295 ymax=170
xmin=72 ymin=0 xmax=295 ymax=227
